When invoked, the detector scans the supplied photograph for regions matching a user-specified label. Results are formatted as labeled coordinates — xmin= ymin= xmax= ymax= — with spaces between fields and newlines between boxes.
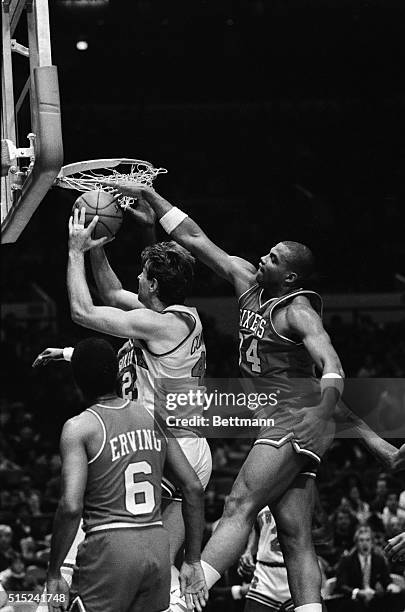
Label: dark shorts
xmin=254 ymin=431 xmax=319 ymax=478
xmin=253 ymin=400 xmax=335 ymax=478
xmin=70 ymin=526 xmax=170 ymax=612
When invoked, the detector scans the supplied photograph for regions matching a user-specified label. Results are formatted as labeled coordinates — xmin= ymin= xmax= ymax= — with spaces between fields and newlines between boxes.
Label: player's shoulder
xmin=285 ymin=294 xmax=321 ymax=330
xmin=62 ymin=410 xmax=100 ymax=439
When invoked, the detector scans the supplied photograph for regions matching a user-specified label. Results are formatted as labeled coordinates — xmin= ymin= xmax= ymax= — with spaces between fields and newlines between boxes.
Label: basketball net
xmin=55 ymin=159 xmax=167 ymax=207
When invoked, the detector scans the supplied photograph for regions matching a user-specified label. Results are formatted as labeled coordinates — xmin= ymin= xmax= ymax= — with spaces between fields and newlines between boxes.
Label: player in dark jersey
xmin=46 ymin=337 xmax=207 ymax=612
xmin=100 ymin=181 xmax=405 ymax=612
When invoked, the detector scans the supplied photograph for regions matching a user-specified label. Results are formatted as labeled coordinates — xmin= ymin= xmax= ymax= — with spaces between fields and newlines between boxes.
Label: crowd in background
xmin=0 ymin=312 xmax=404 ymax=611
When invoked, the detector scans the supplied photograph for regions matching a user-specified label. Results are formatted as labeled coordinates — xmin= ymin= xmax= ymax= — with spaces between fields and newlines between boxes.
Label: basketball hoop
xmin=54 ymin=158 xmax=167 ymax=207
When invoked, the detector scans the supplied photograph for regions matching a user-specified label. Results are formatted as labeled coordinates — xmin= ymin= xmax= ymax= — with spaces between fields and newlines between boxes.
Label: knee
xmin=276 ymin=515 xmax=312 ymax=553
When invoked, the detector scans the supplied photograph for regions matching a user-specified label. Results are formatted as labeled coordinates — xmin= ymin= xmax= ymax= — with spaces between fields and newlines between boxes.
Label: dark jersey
xmin=82 ymin=399 xmax=167 ymax=533
xmin=239 ymin=285 xmax=323 ymax=404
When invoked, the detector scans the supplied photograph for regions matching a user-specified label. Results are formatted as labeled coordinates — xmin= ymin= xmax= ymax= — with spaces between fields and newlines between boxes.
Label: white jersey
xmin=117 ymin=304 xmax=206 ymax=427
xmin=246 ymin=507 xmax=293 ymax=609
xmin=256 ymin=506 xmax=284 ymax=564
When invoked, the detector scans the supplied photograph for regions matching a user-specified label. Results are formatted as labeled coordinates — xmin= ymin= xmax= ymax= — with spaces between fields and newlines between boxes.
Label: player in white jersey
xmin=66 ymin=208 xmax=210 ymax=609
xmin=241 ymin=506 xmax=293 ymax=612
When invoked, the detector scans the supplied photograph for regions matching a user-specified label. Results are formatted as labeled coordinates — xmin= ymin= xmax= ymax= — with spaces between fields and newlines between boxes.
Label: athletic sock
xmin=170 ymin=565 xmax=180 ymax=594
xmin=294 ymin=604 xmax=322 ymax=612
xmin=201 ymin=559 xmax=221 ymax=589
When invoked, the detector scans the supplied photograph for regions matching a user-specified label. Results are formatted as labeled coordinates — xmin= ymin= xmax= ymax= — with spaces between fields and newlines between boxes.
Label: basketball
xmin=72 ymin=190 xmax=123 ymax=240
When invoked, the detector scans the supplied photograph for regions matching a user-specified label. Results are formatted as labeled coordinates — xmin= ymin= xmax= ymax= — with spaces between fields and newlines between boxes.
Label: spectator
xmin=331 ymin=508 xmax=358 ymax=562
xmin=348 ymin=485 xmax=371 ymax=525
xmin=369 ymin=477 xmax=388 ymax=514
xmin=0 ymin=556 xmax=32 ymax=592
xmin=382 ymin=492 xmax=401 ymax=536
xmin=0 ymin=527 xmax=16 ymax=573
xmin=19 ymin=475 xmax=41 ymax=516
xmin=335 ymin=526 xmax=401 ymax=611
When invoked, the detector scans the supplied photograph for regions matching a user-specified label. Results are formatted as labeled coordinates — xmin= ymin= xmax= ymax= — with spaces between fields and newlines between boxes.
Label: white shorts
xmin=246 ymin=561 xmax=293 ymax=609
xmin=177 ymin=436 xmax=212 ymax=489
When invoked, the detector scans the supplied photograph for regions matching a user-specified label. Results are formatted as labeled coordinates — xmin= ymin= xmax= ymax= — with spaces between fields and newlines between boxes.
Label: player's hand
xmin=237 ymin=550 xmax=255 ymax=578
xmin=68 ymin=206 xmax=112 ymax=252
xmin=101 ymin=179 xmax=154 ymax=200
xmin=32 ymin=348 xmax=64 ymax=367
xmin=293 ymin=403 xmax=336 ymax=457
xmin=122 ymin=196 xmax=156 ymax=226
xmin=179 ymin=560 xmax=208 ymax=612
xmin=392 ymin=443 xmax=405 ymax=471
xmin=46 ymin=575 xmax=70 ymax=611
xmin=385 ymin=532 xmax=405 ymax=561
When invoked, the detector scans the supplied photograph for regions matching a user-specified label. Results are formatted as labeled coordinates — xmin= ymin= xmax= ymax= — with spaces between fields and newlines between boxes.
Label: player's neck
xmin=261 ymin=284 xmax=295 ymax=301
xmin=148 ymin=295 xmax=167 ymax=312
xmin=93 ymin=392 xmax=121 ymax=405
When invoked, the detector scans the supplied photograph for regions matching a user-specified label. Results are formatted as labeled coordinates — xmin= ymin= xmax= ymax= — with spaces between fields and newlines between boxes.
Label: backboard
xmin=1 ymin=0 xmax=63 ymax=244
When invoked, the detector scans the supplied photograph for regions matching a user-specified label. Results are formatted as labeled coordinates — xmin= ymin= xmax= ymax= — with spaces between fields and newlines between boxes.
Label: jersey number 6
xmin=124 ymin=461 xmax=155 ymax=516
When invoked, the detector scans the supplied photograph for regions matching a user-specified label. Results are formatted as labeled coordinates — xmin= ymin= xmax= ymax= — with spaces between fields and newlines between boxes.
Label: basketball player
xmin=46 ymin=337 xmax=207 ymax=612
xmin=239 ymin=505 xmax=294 ymax=612
xmin=99 ymin=180 xmax=400 ymax=612
xmin=66 ymin=207 xmax=211 ymax=608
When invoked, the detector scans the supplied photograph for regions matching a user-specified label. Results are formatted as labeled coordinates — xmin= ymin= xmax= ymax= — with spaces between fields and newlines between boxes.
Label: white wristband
xmin=231 ymin=585 xmax=243 ymax=600
xmin=321 ymin=372 xmax=344 ymax=396
xmin=63 ymin=347 xmax=74 ymax=362
xmin=159 ymin=207 xmax=188 ymax=234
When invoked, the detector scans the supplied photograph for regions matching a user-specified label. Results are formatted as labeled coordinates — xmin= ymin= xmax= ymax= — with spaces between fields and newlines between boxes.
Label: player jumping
xmin=101 ymin=181 xmax=405 ymax=612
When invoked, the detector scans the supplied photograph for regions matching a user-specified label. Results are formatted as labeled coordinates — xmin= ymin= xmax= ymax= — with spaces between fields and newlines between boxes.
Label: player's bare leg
xmin=271 ymin=475 xmax=323 ymax=610
xmin=201 ymin=443 xmax=310 ymax=578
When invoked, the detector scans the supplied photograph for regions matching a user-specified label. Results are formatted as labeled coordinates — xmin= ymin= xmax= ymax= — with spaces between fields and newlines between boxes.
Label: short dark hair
xmin=281 ymin=240 xmax=315 ymax=284
xmin=141 ymin=241 xmax=195 ymax=305
xmin=71 ymin=338 xmax=118 ymax=399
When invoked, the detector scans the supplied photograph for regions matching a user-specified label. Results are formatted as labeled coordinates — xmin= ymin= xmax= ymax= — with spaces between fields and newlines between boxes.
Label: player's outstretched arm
xmin=103 ymin=181 xmax=257 ymax=298
xmin=47 ymin=417 xmax=88 ymax=610
xmin=335 ymin=401 xmax=403 ymax=470
xmin=32 ymin=347 xmax=64 ymax=367
xmin=90 ymin=247 xmax=145 ymax=311
xmin=165 ymin=437 xmax=208 ymax=612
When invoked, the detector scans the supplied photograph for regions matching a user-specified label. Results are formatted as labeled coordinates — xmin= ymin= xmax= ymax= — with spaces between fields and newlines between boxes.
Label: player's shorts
xmin=245 ymin=561 xmax=293 ymax=611
xmin=253 ymin=401 xmax=335 ymax=478
xmin=162 ymin=435 xmax=212 ymax=501
xmin=70 ymin=525 xmax=170 ymax=612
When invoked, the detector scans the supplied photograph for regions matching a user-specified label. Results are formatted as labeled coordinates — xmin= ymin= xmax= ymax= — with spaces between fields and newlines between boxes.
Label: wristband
xmin=63 ymin=347 xmax=74 ymax=362
xmin=321 ymin=373 xmax=344 ymax=396
xmin=159 ymin=207 xmax=188 ymax=234
xmin=231 ymin=585 xmax=243 ymax=600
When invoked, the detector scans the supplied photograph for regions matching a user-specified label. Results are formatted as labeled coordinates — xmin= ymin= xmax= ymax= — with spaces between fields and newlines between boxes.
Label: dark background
xmin=1 ymin=4 xmax=405 ymax=609
xmin=2 ymin=0 xmax=405 ymax=310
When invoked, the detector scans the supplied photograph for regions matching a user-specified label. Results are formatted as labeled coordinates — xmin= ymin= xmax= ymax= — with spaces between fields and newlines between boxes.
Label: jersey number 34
xmin=239 ymin=335 xmax=262 ymax=373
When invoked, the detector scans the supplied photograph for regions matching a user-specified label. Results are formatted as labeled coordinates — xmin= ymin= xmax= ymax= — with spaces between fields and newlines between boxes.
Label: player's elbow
xmin=59 ymin=498 xmax=83 ymax=519
xmin=182 ymin=478 xmax=204 ymax=502
xmin=70 ymin=303 xmax=92 ymax=326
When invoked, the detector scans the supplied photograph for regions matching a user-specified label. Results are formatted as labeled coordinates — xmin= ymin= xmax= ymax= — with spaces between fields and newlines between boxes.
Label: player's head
xmin=71 ymin=337 xmax=118 ymax=401
xmin=139 ymin=241 xmax=195 ymax=307
xmin=256 ymin=241 xmax=315 ymax=290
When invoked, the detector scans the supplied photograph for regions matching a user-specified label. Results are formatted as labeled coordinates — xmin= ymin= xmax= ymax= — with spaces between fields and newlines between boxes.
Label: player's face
xmin=137 ymin=266 xmax=149 ymax=305
xmin=256 ymin=243 xmax=289 ymax=288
